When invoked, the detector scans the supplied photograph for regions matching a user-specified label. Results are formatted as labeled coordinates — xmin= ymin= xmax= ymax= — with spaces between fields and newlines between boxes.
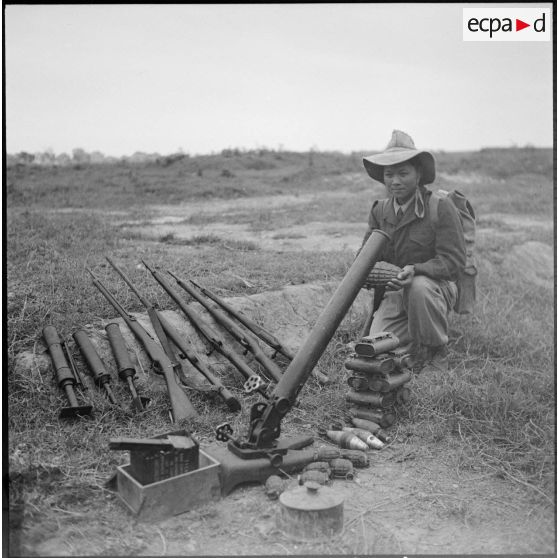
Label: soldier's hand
xmin=386 ymin=265 xmax=415 ymax=290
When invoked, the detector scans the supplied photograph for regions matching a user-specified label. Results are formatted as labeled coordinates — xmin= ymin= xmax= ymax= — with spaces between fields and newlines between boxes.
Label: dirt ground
xmin=8 ymin=183 xmax=555 ymax=556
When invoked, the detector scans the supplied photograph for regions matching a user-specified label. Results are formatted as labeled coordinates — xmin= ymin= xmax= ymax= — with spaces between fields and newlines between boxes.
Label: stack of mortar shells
xmin=344 ymin=332 xmax=412 ymax=431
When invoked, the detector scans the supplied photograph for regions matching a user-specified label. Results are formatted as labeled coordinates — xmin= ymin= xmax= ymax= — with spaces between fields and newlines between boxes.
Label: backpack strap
xmin=429 ymin=191 xmax=442 ymax=228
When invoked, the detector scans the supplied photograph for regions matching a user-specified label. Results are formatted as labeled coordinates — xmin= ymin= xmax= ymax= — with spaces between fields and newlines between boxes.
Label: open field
xmin=6 ymin=147 xmax=555 ymax=555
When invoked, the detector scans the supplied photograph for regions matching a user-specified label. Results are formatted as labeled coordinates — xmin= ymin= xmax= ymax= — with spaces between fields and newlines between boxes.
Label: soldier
xmin=360 ymin=130 xmax=466 ymax=371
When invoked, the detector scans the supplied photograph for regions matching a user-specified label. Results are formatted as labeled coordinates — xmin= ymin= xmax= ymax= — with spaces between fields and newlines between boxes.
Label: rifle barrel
xmin=88 ymin=272 xmax=197 ymax=421
xmin=171 ymin=272 xmax=283 ymax=383
xmin=106 ymin=256 xmax=150 ymax=308
xmin=188 ymin=278 xmax=294 ymax=359
xmin=144 ymin=262 xmax=268 ymax=397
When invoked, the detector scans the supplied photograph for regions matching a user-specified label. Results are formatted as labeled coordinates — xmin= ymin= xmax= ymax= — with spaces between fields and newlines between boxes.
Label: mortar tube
xmin=269 ymin=230 xmax=390 ymax=406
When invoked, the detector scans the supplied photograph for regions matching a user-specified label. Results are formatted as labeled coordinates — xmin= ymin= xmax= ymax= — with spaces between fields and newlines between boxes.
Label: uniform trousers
xmin=369 ymin=275 xmax=457 ymax=353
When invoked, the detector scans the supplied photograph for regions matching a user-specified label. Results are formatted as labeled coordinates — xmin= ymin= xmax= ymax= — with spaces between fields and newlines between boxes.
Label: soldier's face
xmin=384 ymin=162 xmax=421 ymax=203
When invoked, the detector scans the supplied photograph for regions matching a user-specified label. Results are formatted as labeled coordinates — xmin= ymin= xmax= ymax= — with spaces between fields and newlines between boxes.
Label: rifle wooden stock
xmin=87 ymin=271 xmax=197 ymax=422
xmin=170 ymin=272 xmax=283 ymax=383
xmin=143 ymin=263 xmax=266 ymax=394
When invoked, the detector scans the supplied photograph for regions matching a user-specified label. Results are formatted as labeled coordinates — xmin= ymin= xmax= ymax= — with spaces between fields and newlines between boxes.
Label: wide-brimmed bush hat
xmin=363 ymin=130 xmax=436 ymax=185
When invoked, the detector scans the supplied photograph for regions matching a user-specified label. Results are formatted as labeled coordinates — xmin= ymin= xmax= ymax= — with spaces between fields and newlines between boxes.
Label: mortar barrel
xmin=73 ymin=329 xmax=112 ymax=385
xmin=43 ymin=325 xmax=75 ymax=387
xmin=271 ymin=230 xmax=390 ymax=404
xmin=105 ymin=322 xmax=136 ymax=380
xmin=63 ymin=384 xmax=80 ymax=408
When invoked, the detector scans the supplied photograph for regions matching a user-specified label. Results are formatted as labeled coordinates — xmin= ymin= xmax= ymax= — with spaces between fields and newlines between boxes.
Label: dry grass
xmin=6 ymin=147 xmax=555 ymax=546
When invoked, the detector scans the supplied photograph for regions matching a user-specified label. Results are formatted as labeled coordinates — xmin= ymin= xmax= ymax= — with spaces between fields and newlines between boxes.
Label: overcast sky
xmin=5 ymin=3 xmax=554 ymax=157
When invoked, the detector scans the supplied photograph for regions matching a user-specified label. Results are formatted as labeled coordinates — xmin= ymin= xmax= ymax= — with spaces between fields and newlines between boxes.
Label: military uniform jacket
xmin=361 ymin=187 xmax=466 ymax=281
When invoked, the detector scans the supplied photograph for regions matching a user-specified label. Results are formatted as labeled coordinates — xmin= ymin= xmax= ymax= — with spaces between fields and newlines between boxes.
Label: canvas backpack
xmin=429 ymin=189 xmax=477 ymax=315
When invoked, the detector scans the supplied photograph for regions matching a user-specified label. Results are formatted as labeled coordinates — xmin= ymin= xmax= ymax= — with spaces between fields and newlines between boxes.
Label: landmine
xmin=345 ymin=331 xmax=413 ymax=432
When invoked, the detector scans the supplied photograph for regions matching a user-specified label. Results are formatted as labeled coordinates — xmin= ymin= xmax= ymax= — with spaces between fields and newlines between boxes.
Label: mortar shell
xmin=354 ymin=332 xmax=399 ymax=357
xmin=342 ymin=427 xmax=384 ymax=450
xmin=346 ymin=390 xmax=395 ymax=409
xmin=346 ymin=374 xmax=369 ymax=391
xmin=326 ymin=430 xmax=368 ymax=451
xmin=348 ymin=406 xmax=395 ymax=428
xmin=350 ymin=417 xmax=381 ymax=434
xmin=375 ymin=429 xmax=393 ymax=444
xmin=368 ymin=370 xmax=412 ymax=392
xmin=344 ymin=354 xmax=395 ymax=375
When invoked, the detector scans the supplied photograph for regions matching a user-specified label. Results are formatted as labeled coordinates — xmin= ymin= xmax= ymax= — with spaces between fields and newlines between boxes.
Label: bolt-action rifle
xmin=142 ymin=260 xmax=268 ymax=398
xmin=169 ymin=271 xmax=283 ymax=384
xmin=187 ymin=278 xmax=330 ymax=384
xmin=105 ymin=256 xmax=190 ymax=389
xmin=105 ymin=257 xmax=240 ymax=412
xmin=86 ymin=268 xmax=198 ymax=423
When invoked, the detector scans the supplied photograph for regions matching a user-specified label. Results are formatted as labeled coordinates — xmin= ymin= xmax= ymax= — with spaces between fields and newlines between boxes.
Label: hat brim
xmin=363 ymin=150 xmax=436 ymax=185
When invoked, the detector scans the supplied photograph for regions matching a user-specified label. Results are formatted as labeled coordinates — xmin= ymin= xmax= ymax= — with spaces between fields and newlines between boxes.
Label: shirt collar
xmin=392 ymin=189 xmax=426 ymax=219
xmin=393 ymin=195 xmax=414 ymax=214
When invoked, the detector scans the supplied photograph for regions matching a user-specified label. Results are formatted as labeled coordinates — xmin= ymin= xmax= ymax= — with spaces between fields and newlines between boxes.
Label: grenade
xmin=348 ymin=407 xmax=396 ymax=428
xmin=329 ymin=458 xmax=354 ymax=479
xmin=265 ymin=475 xmax=288 ymax=500
xmin=299 ymin=470 xmax=330 ymax=485
xmin=313 ymin=446 xmax=341 ymax=462
xmin=339 ymin=449 xmax=369 ymax=468
xmin=345 ymin=354 xmax=395 ymax=375
xmin=304 ymin=461 xmax=331 ymax=474
xmin=326 ymin=430 xmax=368 ymax=451
xmin=343 ymin=427 xmax=384 ymax=450
xmin=350 ymin=417 xmax=381 ymax=434
xmin=346 ymin=390 xmax=395 ymax=409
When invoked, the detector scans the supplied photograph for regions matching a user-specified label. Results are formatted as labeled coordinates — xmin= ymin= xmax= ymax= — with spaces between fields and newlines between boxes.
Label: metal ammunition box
xmin=127 ymin=430 xmax=199 ymax=485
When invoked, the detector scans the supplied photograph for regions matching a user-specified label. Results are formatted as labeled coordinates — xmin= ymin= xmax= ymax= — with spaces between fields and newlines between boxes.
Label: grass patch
xmin=7 ymin=147 xmax=555 ymax=529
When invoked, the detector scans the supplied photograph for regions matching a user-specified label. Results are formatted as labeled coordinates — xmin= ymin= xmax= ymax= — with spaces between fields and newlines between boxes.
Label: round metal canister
xmin=277 ymin=482 xmax=344 ymax=541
